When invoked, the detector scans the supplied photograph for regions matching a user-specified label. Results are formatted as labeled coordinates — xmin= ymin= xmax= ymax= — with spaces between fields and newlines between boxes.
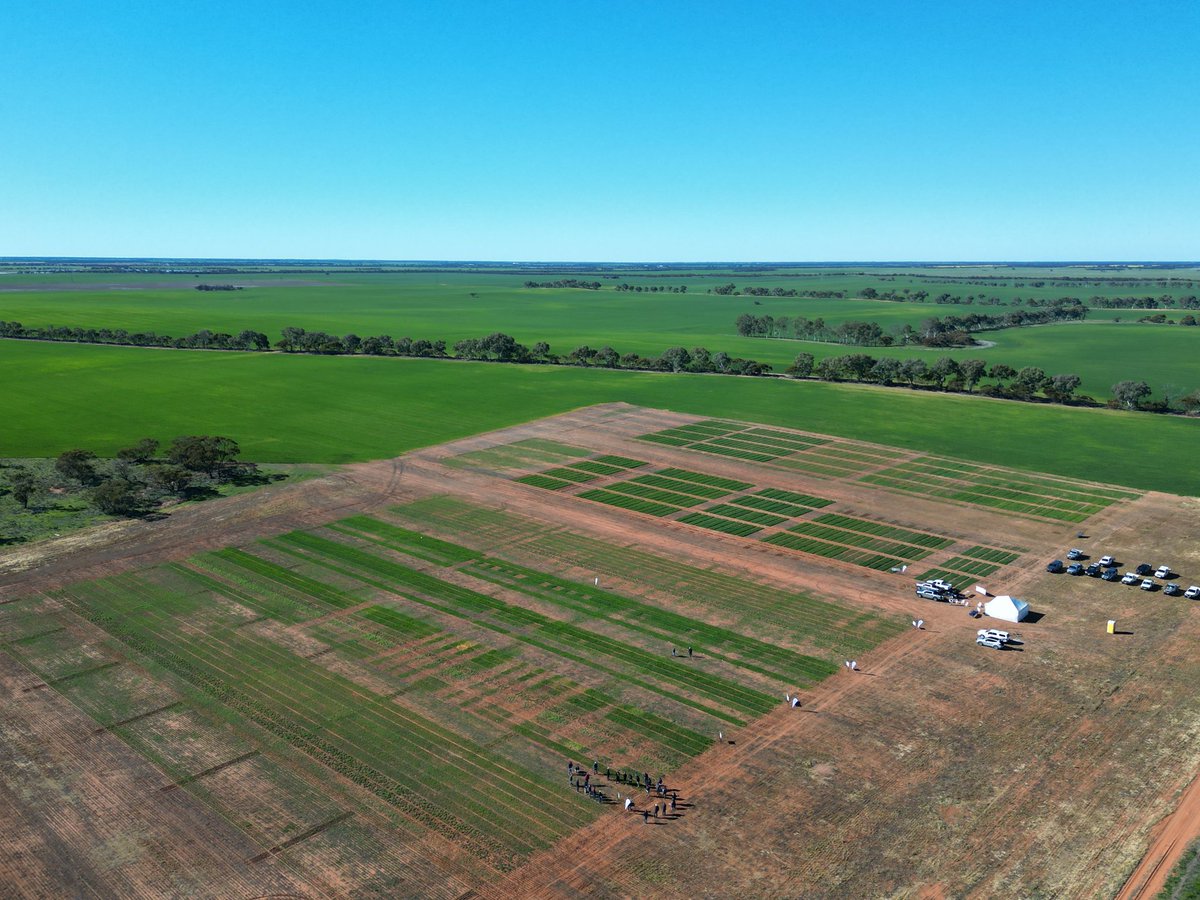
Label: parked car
xmin=1154 ymin=566 xmax=1171 ymax=579
xmin=1067 ymin=563 xmax=1083 ymax=575
xmin=928 ymin=579 xmax=955 ymax=592
xmin=1101 ymin=567 xmax=1120 ymax=582
xmin=1185 ymin=586 xmax=1200 ymax=600
xmin=917 ymin=588 xmax=943 ymax=601
xmin=1047 ymin=560 xmax=1064 ymax=573
xmin=1099 ymin=555 xmax=1115 ymax=567
xmin=1067 ymin=548 xmax=1084 ymax=560
xmin=1163 ymin=583 xmax=1182 ymax=596
xmin=978 ymin=628 xmax=1010 ymax=643
xmin=1121 ymin=572 xmax=1140 ymax=585
xmin=1136 ymin=563 xmax=1153 ymax=576
xmin=976 ymin=636 xmax=1005 ymax=650
xmin=1141 ymin=579 xmax=1156 ymax=592
xmin=1085 ymin=563 xmax=1101 ymax=577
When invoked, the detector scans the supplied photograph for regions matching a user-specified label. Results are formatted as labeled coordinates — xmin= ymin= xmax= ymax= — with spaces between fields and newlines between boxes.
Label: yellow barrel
xmin=1107 ymin=620 xmax=1116 ymax=634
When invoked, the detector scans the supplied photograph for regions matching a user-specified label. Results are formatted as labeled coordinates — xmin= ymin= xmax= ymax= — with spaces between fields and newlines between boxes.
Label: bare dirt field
xmin=2 ymin=403 xmax=1198 ymax=898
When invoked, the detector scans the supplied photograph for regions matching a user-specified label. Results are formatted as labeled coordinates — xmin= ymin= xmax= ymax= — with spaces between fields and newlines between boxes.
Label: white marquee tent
xmin=984 ymin=595 xmax=1029 ymax=623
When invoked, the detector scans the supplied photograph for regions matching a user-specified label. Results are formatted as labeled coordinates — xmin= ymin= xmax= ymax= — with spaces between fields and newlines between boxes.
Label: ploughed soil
xmin=2 ymin=402 xmax=1199 ymax=898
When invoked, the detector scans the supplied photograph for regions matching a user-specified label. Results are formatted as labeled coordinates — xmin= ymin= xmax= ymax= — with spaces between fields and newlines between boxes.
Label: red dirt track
xmin=3 ymin=403 xmax=1199 ymax=898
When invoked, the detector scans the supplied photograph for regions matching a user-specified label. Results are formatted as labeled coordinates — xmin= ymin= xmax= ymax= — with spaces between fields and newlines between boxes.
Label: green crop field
xmin=3 ymin=340 xmax=1199 ymax=495
xmin=2 ymin=267 xmax=1199 ymax=400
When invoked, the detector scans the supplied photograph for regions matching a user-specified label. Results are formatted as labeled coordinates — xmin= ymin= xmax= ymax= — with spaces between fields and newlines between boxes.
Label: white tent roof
xmin=984 ymin=594 xmax=1029 ymax=622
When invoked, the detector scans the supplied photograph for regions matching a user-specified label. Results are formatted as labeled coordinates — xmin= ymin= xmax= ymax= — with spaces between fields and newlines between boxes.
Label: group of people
xmin=566 ymin=760 xmax=683 ymax=822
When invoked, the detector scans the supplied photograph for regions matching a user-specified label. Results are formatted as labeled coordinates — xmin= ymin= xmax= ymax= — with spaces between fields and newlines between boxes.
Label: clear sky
xmin=2 ymin=1 xmax=1197 ymax=261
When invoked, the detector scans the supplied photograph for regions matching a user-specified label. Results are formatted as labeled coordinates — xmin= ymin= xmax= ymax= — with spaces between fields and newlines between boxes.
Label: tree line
xmin=523 ymin=279 xmax=602 ymax=289
xmin=454 ymin=332 xmax=772 ymax=375
xmin=614 ymin=283 xmax=689 ymax=293
xmin=0 ymin=321 xmax=270 ymax=350
xmin=782 ymin=352 xmax=1200 ymax=413
xmin=735 ymin=302 xmax=1089 ymax=347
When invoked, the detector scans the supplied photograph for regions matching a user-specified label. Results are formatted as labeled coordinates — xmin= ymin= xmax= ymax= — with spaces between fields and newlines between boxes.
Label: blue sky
xmin=2 ymin=1 xmax=1197 ymax=260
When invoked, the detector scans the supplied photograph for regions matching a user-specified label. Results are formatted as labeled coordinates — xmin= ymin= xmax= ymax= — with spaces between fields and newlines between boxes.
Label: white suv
xmin=978 ymin=628 xmax=1010 ymax=643
xmin=1185 ymin=586 xmax=1200 ymax=600
xmin=976 ymin=636 xmax=1004 ymax=650
xmin=1154 ymin=566 xmax=1171 ymax=579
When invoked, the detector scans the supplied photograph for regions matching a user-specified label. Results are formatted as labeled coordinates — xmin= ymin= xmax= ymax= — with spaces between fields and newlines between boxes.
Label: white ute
xmin=977 ymin=628 xmax=1010 ymax=643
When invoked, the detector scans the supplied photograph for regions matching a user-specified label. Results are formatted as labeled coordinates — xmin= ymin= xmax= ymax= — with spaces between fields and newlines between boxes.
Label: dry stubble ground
xmin=1 ymin=403 xmax=1198 ymax=898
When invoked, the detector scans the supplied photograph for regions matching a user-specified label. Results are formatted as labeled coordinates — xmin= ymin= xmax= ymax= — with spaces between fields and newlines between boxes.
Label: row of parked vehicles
xmin=915 ymin=579 xmax=964 ymax=602
xmin=1047 ymin=551 xmax=1200 ymax=598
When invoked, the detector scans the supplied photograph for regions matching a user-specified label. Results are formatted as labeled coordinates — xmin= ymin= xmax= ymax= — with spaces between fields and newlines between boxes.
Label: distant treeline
xmin=0 ymin=321 xmax=270 ymax=350
xmin=454 ymin=333 xmax=772 ymax=375
xmin=523 ymin=279 xmax=602 ymax=289
xmin=614 ymin=283 xmax=689 ymax=293
xmin=781 ymin=352 xmax=1200 ymax=413
xmin=0 ymin=321 xmax=773 ymax=374
xmin=194 ymin=284 xmax=243 ymax=291
xmin=735 ymin=302 xmax=1089 ymax=347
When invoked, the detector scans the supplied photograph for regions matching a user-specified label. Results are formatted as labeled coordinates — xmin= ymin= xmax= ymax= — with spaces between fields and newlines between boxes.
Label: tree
xmin=567 ymin=345 xmax=596 ymax=366
xmin=842 ymin=353 xmax=877 ymax=382
xmin=145 ymin=464 xmax=193 ymax=495
xmin=55 ymin=449 xmax=99 ymax=485
xmin=116 ymin=437 xmax=159 ymax=463
xmin=167 ymin=436 xmax=241 ymax=477
xmin=815 ymin=356 xmax=846 ymax=381
xmin=7 ymin=468 xmax=39 ymax=509
xmin=869 ymin=357 xmax=901 ymax=385
xmin=785 ymin=353 xmax=814 ymax=377
xmin=1045 ymin=373 xmax=1082 ymax=403
xmin=1180 ymin=389 xmax=1200 ymax=414
xmin=594 ymin=346 xmax=620 ymax=368
xmin=1112 ymin=380 xmax=1151 ymax=410
xmin=989 ymin=363 xmax=1016 ymax=385
xmin=898 ymin=358 xmax=927 ymax=387
xmin=92 ymin=479 xmax=142 ymax=516
xmin=236 ymin=329 xmax=270 ymax=350
xmin=659 ymin=347 xmax=691 ymax=373
xmin=278 ymin=326 xmax=306 ymax=351
xmin=1012 ymin=366 xmax=1048 ymax=398
xmin=927 ymin=357 xmax=961 ymax=389
xmin=531 ymin=341 xmax=550 ymax=359
xmin=688 ymin=347 xmax=714 ymax=373
xmin=959 ymin=359 xmax=988 ymax=392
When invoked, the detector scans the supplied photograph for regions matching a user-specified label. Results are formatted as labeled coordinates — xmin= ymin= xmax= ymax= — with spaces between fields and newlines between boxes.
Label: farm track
xmin=2 ymin=404 xmax=1198 ymax=897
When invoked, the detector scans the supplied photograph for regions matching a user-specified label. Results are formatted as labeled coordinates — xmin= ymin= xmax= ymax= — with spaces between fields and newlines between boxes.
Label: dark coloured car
xmin=1136 ymin=563 xmax=1153 ymax=576
xmin=1067 ymin=563 xmax=1084 ymax=575
xmin=1085 ymin=563 xmax=1101 ymax=577
xmin=1047 ymin=560 xmax=1064 ymax=573
xmin=1164 ymin=583 xmax=1182 ymax=596
xmin=1101 ymin=567 xmax=1120 ymax=582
